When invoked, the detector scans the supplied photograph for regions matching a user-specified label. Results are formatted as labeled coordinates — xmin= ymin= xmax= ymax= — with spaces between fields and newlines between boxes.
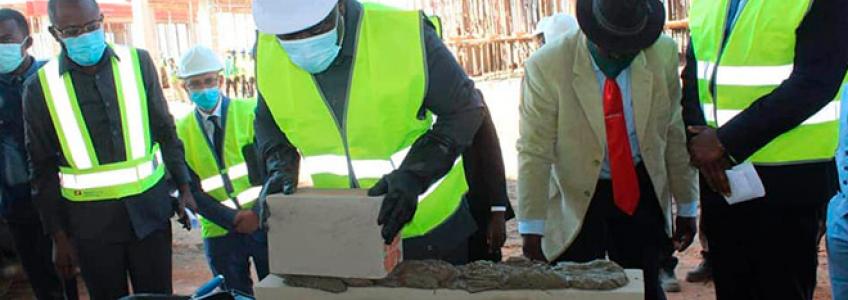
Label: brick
xmin=255 ymin=270 xmax=645 ymax=300
xmin=266 ymin=189 xmax=402 ymax=279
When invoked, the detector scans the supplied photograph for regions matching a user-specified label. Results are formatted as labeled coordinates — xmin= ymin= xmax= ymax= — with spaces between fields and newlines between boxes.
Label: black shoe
xmin=660 ymin=256 xmax=681 ymax=292
xmin=685 ymin=251 xmax=713 ymax=283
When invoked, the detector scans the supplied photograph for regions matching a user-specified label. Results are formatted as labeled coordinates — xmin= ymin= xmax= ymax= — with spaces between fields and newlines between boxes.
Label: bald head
xmin=48 ymin=0 xmax=100 ymax=30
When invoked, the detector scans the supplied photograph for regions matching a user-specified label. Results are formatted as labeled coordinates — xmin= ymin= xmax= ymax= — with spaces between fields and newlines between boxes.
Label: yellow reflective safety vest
xmin=429 ymin=15 xmax=443 ymax=38
xmin=256 ymin=3 xmax=468 ymax=239
xmin=176 ymin=98 xmax=261 ymax=238
xmin=37 ymin=45 xmax=166 ymax=201
xmin=690 ymin=0 xmax=844 ymax=164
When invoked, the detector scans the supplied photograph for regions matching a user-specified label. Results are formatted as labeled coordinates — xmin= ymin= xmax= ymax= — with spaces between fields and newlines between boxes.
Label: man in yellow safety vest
xmin=683 ymin=0 xmax=847 ymax=298
xmin=175 ymin=45 xmax=268 ymax=295
xmin=251 ymin=0 xmax=507 ymax=264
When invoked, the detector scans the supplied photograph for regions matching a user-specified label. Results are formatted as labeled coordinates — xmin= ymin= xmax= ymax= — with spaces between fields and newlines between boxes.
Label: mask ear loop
xmin=334 ymin=7 xmax=345 ymax=47
xmin=18 ymin=36 xmax=29 ymax=66
xmin=19 ymin=36 xmax=30 ymax=49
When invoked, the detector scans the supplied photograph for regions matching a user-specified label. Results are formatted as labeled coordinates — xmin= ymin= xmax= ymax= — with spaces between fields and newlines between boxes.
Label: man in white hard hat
xmin=252 ymin=0 xmax=504 ymax=264
xmin=534 ymin=13 xmax=579 ymax=45
xmin=175 ymin=45 xmax=268 ymax=295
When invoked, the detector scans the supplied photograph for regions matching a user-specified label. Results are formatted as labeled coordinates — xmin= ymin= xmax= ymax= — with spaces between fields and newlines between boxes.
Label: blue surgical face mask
xmin=62 ymin=28 xmax=107 ymax=66
xmin=0 ymin=38 xmax=27 ymax=74
xmin=190 ymin=88 xmax=220 ymax=111
xmin=278 ymin=11 xmax=342 ymax=74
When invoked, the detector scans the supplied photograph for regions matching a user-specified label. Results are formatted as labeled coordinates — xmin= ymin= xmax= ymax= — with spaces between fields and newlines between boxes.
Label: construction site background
xmin=1 ymin=1 xmax=834 ymax=299
xmin=0 ymin=0 xmax=690 ymax=77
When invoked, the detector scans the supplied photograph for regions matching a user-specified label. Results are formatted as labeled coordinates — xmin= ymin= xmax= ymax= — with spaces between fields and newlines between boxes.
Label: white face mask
xmin=278 ymin=9 xmax=342 ymax=74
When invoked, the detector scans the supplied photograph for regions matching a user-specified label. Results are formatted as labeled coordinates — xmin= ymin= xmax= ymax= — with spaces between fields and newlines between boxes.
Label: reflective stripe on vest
xmin=38 ymin=45 xmax=164 ymax=201
xmin=200 ymin=162 xmax=250 ymax=191
xmin=40 ymin=61 xmax=94 ymax=169
xmin=256 ymin=3 xmax=469 ymax=239
xmin=703 ymin=101 xmax=841 ymax=126
xmin=689 ymin=0 xmax=841 ymax=164
xmin=60 ymin=147 xmax=162 ymax=189
xmin=300 ymin=146 xmax=411 ymax=180
xmin=113 ymin=46 xmax=150 ymax=161
xmin=695 ymin=62 xmax=794 ymax=87
xmin=222 ymin=186 xmax=262 ymax=209
xmin=176 ymin=98 xmax=259 ymax=238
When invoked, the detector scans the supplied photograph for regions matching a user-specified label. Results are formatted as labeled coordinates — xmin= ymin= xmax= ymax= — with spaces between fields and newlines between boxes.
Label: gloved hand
xmin=368 ymin=170 xmax=425 ymax=244
xmin=258 ymin=172 xmax=297 ymax=230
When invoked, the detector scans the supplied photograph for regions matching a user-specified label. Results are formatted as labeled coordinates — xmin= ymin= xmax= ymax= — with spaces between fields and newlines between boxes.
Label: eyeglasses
xmin=186 ymin=75 xmax=220 ymax=90
xmin=54 ymin=15 xmax=104 ymax=38
xmin=278 ymin=8 xmax=339 ymax=41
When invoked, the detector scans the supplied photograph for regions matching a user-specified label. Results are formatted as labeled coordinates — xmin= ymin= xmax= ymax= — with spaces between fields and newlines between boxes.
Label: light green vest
xmin=428 ymin=15 xmax=443 ymax=38
xmin=690 ymin=0 xmax=842 ymax=164
xmin=37 ymin=45 xmax=166 ymax=201
xmin=256 ymin=3 xmax=468 ymax=239
xmin=176 ymin=98 xmax=260 ymax=238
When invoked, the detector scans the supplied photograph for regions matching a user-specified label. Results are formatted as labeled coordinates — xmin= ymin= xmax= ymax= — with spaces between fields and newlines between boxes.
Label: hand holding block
xmin=267 ymin=188 xmax=402 ymax=279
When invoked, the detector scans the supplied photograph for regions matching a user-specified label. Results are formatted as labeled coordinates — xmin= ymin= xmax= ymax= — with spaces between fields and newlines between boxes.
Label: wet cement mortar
xmin=281 ymin=257 xmax=629 ymax=294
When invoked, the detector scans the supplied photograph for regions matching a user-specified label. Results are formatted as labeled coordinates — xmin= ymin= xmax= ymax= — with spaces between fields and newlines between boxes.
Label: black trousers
xmin=73 ymin=224 xmax=173 ymax=300
xmin=701 ymin=162 xmax=836 ymax=300
xmin=404 ymin=238 xmax=469 ymax=265
xmin=554 ymin=164 xmax=668 ymax=300
xmin=403 ymin=198 xmax=476 ymax=265
xmin=7 ymin=220 xmax=78 ymax=300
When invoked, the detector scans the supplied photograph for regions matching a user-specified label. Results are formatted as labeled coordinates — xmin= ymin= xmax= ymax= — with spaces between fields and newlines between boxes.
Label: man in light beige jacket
xmin=518 ymin=0 xmax=698 ymax=299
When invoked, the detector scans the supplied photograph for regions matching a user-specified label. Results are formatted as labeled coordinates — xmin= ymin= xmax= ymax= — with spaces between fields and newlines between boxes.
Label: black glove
xmin=258 ymin=172 xmax=297 ymax=230
xmin=368 ymin=170 xmax=425 ymax=244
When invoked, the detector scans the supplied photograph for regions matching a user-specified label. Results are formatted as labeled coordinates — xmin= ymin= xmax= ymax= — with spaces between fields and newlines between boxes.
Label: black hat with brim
xmin=576 ymin=0 xmax=666 ymax=53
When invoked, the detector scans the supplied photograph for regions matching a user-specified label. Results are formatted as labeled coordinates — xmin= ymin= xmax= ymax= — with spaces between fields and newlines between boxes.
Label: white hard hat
xmin=253 ymin=0 xmax=338 ymax=35
xmin=533 ymin=17 xmax=552 ymax=36
xmin=534 ymin=13 xmax=579 ymax=42
xmin=178 ymin=45 xmax=224 ymax=78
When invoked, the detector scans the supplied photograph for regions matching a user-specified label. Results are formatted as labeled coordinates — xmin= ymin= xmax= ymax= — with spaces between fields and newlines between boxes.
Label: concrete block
xmin=255 ymin=270 xmax=645 ymax=300
xmin=267 ymin=189 xmax=402 ymax=279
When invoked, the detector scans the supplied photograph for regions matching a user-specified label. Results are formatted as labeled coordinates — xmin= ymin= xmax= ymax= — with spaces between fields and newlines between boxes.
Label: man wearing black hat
xmin=517 ymin=0 xmax=699 ymax=299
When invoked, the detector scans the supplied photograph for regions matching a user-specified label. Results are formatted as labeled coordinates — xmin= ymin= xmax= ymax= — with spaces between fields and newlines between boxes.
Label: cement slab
xmin=255 ymin=270 xmax=644 ymax=300
xmin=266 ymin=189 xmax=401 ymax=279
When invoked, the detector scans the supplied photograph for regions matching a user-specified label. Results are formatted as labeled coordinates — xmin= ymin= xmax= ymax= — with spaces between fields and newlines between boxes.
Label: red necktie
xmin=603 ymin=78 xmax=640 ymax=216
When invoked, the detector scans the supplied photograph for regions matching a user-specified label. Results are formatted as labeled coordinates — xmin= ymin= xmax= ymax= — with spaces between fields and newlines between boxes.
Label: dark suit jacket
xmin=680 ymin=0 xmax=847 ymax=161
xmin=464 ymin=99 xmax=515 ymax=262
xmin=679 ymin=0 xmax=847 ymax=206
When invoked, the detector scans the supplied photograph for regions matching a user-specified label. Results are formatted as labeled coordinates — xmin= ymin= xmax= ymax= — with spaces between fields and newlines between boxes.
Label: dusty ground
xmin=0 ymin=79 xmax=836 ymax=299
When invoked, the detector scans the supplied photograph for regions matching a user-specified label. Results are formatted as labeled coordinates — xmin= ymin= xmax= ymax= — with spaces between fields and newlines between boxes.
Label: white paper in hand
xmin=724 ymin=163 xmax=766 ymax=205
xmin=185 ymin=208 xmax=200 ymax=229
